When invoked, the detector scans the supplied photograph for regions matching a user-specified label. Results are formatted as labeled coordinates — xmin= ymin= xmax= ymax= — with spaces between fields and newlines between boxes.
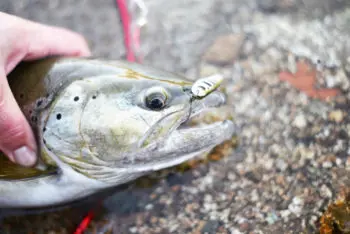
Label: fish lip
xmin=153 ymin=119 xmax=235 ymax=168
xmin=140 ymin=120 xmax=235 ymax=171
xmin=161 ymin=90 xmax=235 ymax=157
xmin=172 ymin=119 xmax=235 ymax=145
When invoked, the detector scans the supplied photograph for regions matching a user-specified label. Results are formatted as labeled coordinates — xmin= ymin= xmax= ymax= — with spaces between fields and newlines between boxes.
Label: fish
xmin=0 ymin=57 xmax=235 ymax=208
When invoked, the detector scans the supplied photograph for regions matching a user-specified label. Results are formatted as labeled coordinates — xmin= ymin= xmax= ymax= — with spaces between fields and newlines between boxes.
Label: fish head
xmin=39 ymin=60 xmax=235 ymax=184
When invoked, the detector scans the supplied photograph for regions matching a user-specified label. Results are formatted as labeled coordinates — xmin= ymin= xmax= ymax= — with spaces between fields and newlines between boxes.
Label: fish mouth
xmin=131 ymin=91 xmax=236 ymax=172
xmin=163 ymin=91 xmax=235 ymax=163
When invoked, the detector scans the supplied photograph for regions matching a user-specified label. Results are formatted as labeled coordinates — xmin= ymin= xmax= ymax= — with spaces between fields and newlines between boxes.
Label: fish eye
xmin=144 ymin=87 xmax=169 ymax=111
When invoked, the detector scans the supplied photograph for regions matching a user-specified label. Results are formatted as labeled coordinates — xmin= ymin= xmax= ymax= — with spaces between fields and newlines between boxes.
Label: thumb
xmin=0 ymin=70 xmax=37 ymax=167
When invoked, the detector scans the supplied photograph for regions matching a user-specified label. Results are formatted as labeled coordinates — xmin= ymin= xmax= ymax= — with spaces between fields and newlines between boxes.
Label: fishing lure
xmin=191 ymin=74 xmax=224 ymax=99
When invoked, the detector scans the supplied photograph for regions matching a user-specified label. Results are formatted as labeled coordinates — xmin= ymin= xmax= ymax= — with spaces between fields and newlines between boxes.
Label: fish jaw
xmin=121 ymin=91 xmax=236 ymax=173
xmin=128 ymin=120 xmax=235 ymax=173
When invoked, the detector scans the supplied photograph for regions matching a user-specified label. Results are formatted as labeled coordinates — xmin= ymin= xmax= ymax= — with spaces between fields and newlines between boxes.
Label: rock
xmin=199 ymin=63 xmax=221 ymax=77
xmin=203 ymin=34 xmax=245 ymax=66
xmin=244 ymin=170 xmax=262 ymax=183
xmin=200 ymin=220 xmax=220 ymax=234
xmin=257 ymin=0 xmax=280 ymax=12
xmin=266 ymin=212 xmax=279 ymax=224
xmin=293 ymin=114 xmax=307 ymax=129
xmin=288 ymin=197 xmax=304 ymax=217
xmin=319 ymin=184 xmax=332 ymax=198
xmin=257 ymin=0 xmax=298 ymax=12
xmin=129 ymin=227 xmax=138 ymax=233
xmin=329 ymin=110 xmax=344 ymax=123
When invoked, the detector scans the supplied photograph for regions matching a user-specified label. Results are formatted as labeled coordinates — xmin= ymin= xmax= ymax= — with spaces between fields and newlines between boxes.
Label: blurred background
xmin=1 ymin=0 xmax=350 ymax=233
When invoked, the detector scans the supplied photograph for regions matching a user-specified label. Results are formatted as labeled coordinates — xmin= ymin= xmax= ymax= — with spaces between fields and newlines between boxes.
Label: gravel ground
xmin=1 ymin=0 xmax=350 ymax=233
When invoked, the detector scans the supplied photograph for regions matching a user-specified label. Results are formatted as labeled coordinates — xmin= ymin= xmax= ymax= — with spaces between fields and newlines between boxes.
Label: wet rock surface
xmin=1 ymin=0 xmax=350 ymax=233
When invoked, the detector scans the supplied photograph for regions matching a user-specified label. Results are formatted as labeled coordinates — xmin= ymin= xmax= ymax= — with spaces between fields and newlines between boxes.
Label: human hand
xmin=0 ymin=12 xmax=91 ymax=167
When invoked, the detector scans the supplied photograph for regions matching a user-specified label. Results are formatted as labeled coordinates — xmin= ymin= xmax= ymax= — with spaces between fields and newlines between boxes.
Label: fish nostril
xmin=37 ymin=100 xmax=43 ymax=107
xmin=31 ymin=116 xmax=37 ymax=123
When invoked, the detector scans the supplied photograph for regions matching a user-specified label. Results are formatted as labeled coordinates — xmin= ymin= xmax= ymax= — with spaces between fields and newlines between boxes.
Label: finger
xmin=0 ymin=70 xmax=37 ymax=167
xmin=23 ymin=23 xmax=91 ymax=61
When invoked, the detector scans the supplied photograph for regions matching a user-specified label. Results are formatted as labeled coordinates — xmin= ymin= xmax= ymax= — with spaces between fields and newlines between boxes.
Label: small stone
xmin=185 ymin=203 xmax=196 ymax=214
xmin=280 ymin=210 xmax=291 ymax=219
xmin=145 ymin=204 xmax=154 ymax=210
xmin=266 ymin=212 xmax=279 ymax=224
xmin=244 ymin=171 xmax=261 ymax=183
xmin=276 ymin=175 xmax=286 ymax=186
xmin=322 ymin=161 xmax=333 ymax=168
xmin=275 ymin=158 xmax=288 ymax=171
xmin=229 ymin=227 xmax=243 ymax=234
xmin=203 ymin=34 xmax=245 ymax=65
xmin=200 ymin=63 xmax=221 ymax=77
xmin=250 ymin=189 xmax=260 ymax=202
xmin=239 ymin=222 xmax=249 ymax=232
xmin=129 ymin=227 xmax=138 ymax=233
xmin=320 ymin=184 xmax=332 ymax=198
xmin=201 ymin=220 xmax=220 ymax=234
xmin=336 ymin=158 xmax=342 ymax=166
xmin=329 ymin=110 xmax=344 ymax=123
xmin=150 ymin=216 xmax=158 ymax=224
xmin=288 ymin=197 xmax=304 ymax=217
xmin=257 ymin=0 xmax=279 ymax=12
xmin=293 ymin=114 xmax=307 ymax=129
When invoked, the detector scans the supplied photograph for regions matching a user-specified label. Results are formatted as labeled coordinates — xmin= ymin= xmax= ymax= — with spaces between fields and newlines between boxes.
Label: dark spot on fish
xmin=29 ymin=110 xmax=32 ymax=114
xmin=46 ymin=93 xmax=50 ymax=98
xmin=37 ymin=100 xmax=43 ymax=107
xmin=43 ymin=127 xmax=46 ymax=132
xmin=74 ymin=96 xmax=79 ymax=102
xmin=56 ymin=113 xmax=62 ymax=120
xmin=92 ymin=95 xmax=97 ymax=99
xmin=43 ymin=139 xmax=46 ymax=144
xmin=31 ymin=116 xmax=37 ymax=123
xmin=19 ymin=94 xmax=24 ymax=99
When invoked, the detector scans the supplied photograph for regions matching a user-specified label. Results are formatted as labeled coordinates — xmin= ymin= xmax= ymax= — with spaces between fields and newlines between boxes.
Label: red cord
xmin=117 ymin=0 xmax=136 ymax=62
xmin=73 ymin=210 xmax=95 ymax=234
xmin=133 ymin=27 xmax=143 ymax=62
xmin=73 ymin=1 xmax=141 ymax=233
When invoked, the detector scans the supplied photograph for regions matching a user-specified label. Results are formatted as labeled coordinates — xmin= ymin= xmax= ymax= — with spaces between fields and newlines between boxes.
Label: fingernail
xmin=12 ymin=146 xmax=37 ymax=167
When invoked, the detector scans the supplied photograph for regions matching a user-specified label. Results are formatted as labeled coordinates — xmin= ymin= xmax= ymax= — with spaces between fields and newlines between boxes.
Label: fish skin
xmin=0 ymin=57 xmax=235 ymax=208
